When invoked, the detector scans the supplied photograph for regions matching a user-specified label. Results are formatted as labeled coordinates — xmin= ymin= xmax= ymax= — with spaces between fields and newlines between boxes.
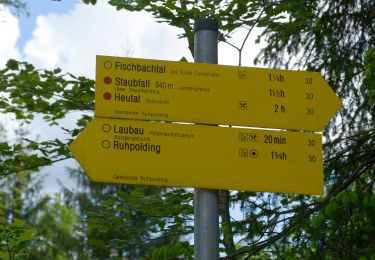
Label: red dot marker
xmin=103 ymin=92 xmax=112 ymax=100
xmin=104 ymin=76 xmax=112 ymax=84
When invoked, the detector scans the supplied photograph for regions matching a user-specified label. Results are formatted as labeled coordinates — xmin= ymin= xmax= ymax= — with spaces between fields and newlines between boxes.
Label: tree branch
xmin=1 ymin=156 xmax=72 ymax=178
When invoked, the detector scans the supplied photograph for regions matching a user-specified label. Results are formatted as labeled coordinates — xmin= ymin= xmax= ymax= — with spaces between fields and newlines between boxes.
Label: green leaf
xmin=280 ymin=198 xmax=288 ymax=205
xmin=324 ymin=201 xmax=339 ymax=218
xmin=6 ymin=59 xmax=19 ymax=70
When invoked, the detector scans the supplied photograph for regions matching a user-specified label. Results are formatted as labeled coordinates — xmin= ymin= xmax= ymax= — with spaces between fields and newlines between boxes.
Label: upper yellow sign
xmin=69 ymin=118 xmax=323 ymax=195
xmin=95 ymin=56 xmax=342 ymax=131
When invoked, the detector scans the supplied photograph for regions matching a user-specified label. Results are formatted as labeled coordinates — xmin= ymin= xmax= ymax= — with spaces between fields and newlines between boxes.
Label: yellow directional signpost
xmin=69 ymin=118 xmax=323 ymax=195
xmin=69 ymin=54 xmax=342 ymax=195
xmin=95 ymin=55 xmax=342 ymax=131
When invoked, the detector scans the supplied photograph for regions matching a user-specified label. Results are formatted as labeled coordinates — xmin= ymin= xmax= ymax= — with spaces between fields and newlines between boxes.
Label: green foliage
xmin=0 ymin=219 xmax=37 ymax=259
xmin=364 ymin=49 xmax=375 ymax=106
xmin=25 ymin=196 xmax=87 ymax=259
xmin=0 ymin=141 xmax=52 ymax=178
xmin=0 ymin=0 xmax=27 ymax=15
xmin=0 ymin=165 xmax=87 ymax=259
xmin=0 ymin=59 xmax=94 ymax=125
xmin=0 ymin=165 xmax=33 ymax=258
xmin=84 ymin=186 xmax=194 ymax=258
xmin=150 ymin=241 xmax=193 ymax=259
xmin=0 ymin=60 xmax=94 ymax=179
xmin=255 ymin=0 xmax=374 ymax=135
xmin=305 ymin=188 xmax=375 ymax=258
xmin=82 ymin=0 xmax=97 ymax=5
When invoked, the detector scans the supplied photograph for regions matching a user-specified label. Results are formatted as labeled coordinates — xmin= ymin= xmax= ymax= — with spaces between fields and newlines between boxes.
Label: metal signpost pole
xmin=194 ymin=18 xmax=219 ymax=260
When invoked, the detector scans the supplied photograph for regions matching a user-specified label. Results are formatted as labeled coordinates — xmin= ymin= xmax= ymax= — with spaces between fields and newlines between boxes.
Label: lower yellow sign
xmin=69 ymin=118 xmax=323 ymax=195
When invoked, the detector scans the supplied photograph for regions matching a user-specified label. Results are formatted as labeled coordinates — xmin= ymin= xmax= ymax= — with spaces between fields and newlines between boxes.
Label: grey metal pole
xmin=194 ymin=18 xmax=219 ymax=260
